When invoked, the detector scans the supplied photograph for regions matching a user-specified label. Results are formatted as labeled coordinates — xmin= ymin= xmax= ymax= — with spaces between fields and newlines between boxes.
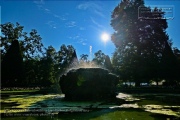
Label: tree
xmin=1 ymin=22 xmax=80 ymax=87
xmin=1 ymin=40 xmax=24 ymax=87
xmin=173 ymin=47 xmax=180 ymax=83
xmin=56 ymin=44 xmax=76 ymax=74
xmin=23 ymin=58 xmax=40 ymax=86
xmin=92 ymin=50 xmax=106 ymax=66
xmin=111 ymin=0 xmax=173 ymax=86
xmin=173 ymin=47 xmax=180 ymax=59
xmin=1 ymin=22 xmax=23 ymax=60
xmin=1 ymin=22 xmax=45 ymax=87
xmin=38 ymin=46 xmax=57 ymax=86
xmin=111 ymin=0 xmax=146 ymax=86
xmin=0 ymin=22 xmax=44 ymax=60
xmin=23 ymin=45 xmax=78 ymax=87
xmin=104 ymin=55 xmax=113 ymax=71
xmin=69 ymin=50 xmax=79 ymax=68
xmin=80 ymin=54 xmax=88 ymax=63
xmin=21 ymin=29 xmax=44 ymax=59
xmin=159 ymin=43 xmax=179 ymax=86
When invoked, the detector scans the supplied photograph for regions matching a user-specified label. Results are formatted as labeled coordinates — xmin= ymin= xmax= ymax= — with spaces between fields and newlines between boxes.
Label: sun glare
xmin=101 ymin=33 xmax=110 ymax=42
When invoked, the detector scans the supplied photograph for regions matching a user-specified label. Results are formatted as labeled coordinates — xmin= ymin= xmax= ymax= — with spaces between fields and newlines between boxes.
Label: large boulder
xmin=59 ymin=68 xmax=119 ymax=100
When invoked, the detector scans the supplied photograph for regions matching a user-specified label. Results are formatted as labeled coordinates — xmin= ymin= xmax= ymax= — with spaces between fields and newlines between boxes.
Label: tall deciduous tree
xmin=38 ymin=46 xmax=57 ymax=86
xmin=111 ymin=0 xmax=176 ymax=86
xmin=56 ymin=44 xmax=76 ymax=74
xmin=21 ymin=29 xmax=44 ymax=59
xmin=1 ymin=22 xmax=23 ymax=60
xmin=92 ymin=50 xmax=105 ymax=66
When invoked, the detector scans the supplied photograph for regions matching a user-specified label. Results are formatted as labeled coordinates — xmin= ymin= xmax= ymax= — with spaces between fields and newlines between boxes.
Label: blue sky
xmin=1 ymin=0 xmax=180 ymax=59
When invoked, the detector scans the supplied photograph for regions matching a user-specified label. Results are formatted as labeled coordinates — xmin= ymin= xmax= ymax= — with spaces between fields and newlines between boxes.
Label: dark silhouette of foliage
xmin=111 ymin=0 xmax=177 ymax=86
xmin=92 ymin=50 xmax=105 ymax=66
xmin=23 ymin=59 xmax=41 ymax=86
xmin=104 ymin=55 xmax=113 ymax=71
xmin=1 ymin=22 xmax=23 ymax=60
xmin=0 ymin=22 xmax=44 ymax=60
xmin=159 ymin=42 xmax=179 ymax=85
xmin=1 ymin=22 xmax=45 ymax=87
xmin=69 ymin=50 xmax=79 ymax=68
xmin=56 ymin=44 xmax=77 ymax=74
xmin=80 ymin=54 xmax=88 ymax=63
xmin=21 ymin=29 xmax=44 ymax=59
xmin=39 ymin=46 xmax=57 ymax=86
xmin=1 ymin=40 xmax=24 ymax=87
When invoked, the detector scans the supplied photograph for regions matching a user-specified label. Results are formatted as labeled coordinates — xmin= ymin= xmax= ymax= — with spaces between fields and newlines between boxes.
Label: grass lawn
xmin=0 ymin=90 xmax=180 ymax=120
xmin=1 ymin=90 xmax=39 ymax=93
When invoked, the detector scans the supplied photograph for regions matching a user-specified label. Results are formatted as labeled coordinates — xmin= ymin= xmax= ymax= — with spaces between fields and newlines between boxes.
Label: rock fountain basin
xmin=59 ymin=68 xmax=119 ymax=100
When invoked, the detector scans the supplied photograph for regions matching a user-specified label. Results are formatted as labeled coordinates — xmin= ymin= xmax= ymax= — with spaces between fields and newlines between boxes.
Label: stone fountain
xmin=59 ymin=67 xmax=119 ymax=100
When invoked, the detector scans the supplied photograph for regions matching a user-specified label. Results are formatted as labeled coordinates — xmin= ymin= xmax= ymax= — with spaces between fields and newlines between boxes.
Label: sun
xmin=101 ymin=33 xmax=110 ymax=42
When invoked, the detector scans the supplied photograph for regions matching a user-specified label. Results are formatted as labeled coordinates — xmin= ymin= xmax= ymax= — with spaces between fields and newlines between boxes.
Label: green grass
xmin=1 ymin=94 xmax=60 ymax=111
xmin=90 ymin=109 xmax=155 ymax=120
xmin=1 ymin=91 xmax=180 ymax=119
xmin=0 ymin=90 xmax=39 ymax=93
xmin=138 ymin=99 xmax=167 ymax=106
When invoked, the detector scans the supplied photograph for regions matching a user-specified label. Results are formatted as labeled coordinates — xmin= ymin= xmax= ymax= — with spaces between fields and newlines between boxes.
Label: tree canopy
xmin=0 ymin=22 xmax=78 ymax=87
xmin=111 ymin=0 xmax=180 ymax=86
xmin=1 ymin=22 xmax=44 ymax=60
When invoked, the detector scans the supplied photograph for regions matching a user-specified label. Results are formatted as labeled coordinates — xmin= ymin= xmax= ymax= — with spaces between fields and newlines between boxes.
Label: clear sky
xmin=1 ymin=0 xmax=180 ymax=59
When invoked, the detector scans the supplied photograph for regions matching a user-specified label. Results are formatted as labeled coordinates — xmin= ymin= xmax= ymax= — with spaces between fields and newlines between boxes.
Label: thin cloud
xmin=90 ymin=17 xmax=104 ymax=29
xmin=77 ymin=2 xmax=101 ymax=11
xmin=66 ymin=21 xmax=76 ymax=28
xmin=34 ymin=1 xmax=51 ymax=14
xmin=46 ymin=21 xmax=57 ymax=29
xmin=82 ymin=43 xmax=87 ymax=46
xmin=77 ymin=2 xmax=90 ymax=10
xmin=89 ymin=25 xmax=101 ymax=33
xmin=53 ymin=14 xmax=67 ymax=21
xmin=68 ymin=35 xmax=80 ymax=40
xmin=94 ymin=9 xmax=105 ymax=18
xmin=33 ymin=0 xmax=44 ymax=5
xmin=77 ymin=2 xmax=105 ymax=18
xmin=77 ymin=38 xmax=87 ymax=46
xmin=34 ymin=0 xmax=68 ymax=22
xmin=68 ymin=35 xmax=87 ymax=46
xmin=45 ymin=8 xmax=50 ymax=12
